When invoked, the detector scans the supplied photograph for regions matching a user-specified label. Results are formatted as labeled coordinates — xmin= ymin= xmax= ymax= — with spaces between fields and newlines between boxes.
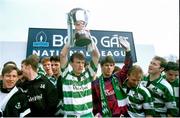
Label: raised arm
xmin=115 ymin=38 xmax=133 ymax=84
xmin=60 ymin=43 xmax=70 ymax=69
xmin=87 ymin=39 xmax=100 ymax=66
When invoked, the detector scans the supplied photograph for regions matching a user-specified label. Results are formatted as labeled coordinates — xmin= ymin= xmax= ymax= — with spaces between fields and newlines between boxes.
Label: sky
xmin=0 ymin=0 xmax=179 ymax=58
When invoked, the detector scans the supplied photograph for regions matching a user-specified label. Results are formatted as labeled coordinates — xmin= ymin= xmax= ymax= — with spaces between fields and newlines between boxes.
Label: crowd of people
xmin=0 ymin=21 xmax=179 ymax=118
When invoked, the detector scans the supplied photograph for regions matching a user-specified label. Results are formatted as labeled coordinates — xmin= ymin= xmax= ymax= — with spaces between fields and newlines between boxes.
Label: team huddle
xmin=0 ymin=37 xmax=179 ymax=117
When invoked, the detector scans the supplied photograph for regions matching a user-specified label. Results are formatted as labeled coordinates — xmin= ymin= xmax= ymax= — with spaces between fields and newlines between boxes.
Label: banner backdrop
xmin=27 ymin=28 xmax=137 ymax=63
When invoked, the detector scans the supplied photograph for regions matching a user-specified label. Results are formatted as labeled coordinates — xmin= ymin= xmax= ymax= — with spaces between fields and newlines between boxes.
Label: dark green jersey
xmin=141 ymin=75 xmax=177 ymax=117
xmin=122 ymin=80 xmax=155 ymax=117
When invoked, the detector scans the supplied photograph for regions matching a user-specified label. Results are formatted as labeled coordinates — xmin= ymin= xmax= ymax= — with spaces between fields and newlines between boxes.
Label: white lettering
xmin=101 ymin=51 xmax=106 ymax=56
xmin=111 ymin=35 xmax=119 ymax=47
xmin=32 ymin=50 xmax=40 ymax=56
xmin=101 ymin=35 xmax=129 ymax=48
xmin=101 ymin=36 xmax=110 ymax=47
xmin=28 ymin=94 xmax=43 ymax=102
xmin=107 ymin=51 xmax=113 ymax=56
xmin=41 ymin=50 xmax=49 ymax=56
xmin=53 ymin=35 xmax=64 ymax=47
xmin=32 ymin=50 xmax=60 ymax=57
xmin=100 ymin=50 xmax=125 ymax=57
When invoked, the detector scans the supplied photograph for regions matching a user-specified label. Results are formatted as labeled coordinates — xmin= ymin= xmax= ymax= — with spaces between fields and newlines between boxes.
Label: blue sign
xmin=27 ymin=28 xmax=137 ymax=63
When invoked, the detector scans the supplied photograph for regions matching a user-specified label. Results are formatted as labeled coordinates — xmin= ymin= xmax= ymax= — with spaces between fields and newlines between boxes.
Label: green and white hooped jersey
xmin=169 ymin=78 xmax=179 ymax=108
xmin=165 ymin=77 xmax=179 ymax=114
xmin=122 ymin=81 xmax=155 ymax=117
xmin=61 ymin=61 xmax=97 ymax=115
xmin=141 ymin=75 xmax=177 ymax=116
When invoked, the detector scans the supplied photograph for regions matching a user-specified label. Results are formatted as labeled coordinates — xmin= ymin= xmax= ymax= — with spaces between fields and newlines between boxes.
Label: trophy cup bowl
xmin=74 ymin=29 xmax=91 ymax=47
xmin=68 ymin=8 xmax=92 ymax=47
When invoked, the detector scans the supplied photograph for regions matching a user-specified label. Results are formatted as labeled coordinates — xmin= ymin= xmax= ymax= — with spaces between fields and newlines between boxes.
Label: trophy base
xmin=75 ymin=38 xmax=91 ymax=47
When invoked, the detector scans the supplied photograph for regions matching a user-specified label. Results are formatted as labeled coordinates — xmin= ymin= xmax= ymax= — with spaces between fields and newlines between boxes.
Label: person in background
xmin=141 ymin=56 xmax=177 ymax=117
xmin=0 ymin=65 xmax=30 ymax=117
xmin=49 ymin=56 xmax=63 ymax=117
xmin=3 ymin=61 xmax=17 ymax=68
xmin=20 ymin=54 xmax=58 ymax=117
xmin=0 ymin=61 xmax=17 ymax=89
xmin=164 ymin=61 xmax=179 ymax=116
xmin=113 ymin=65 xmax=121 ymax=74
xmin=50 ymin=56 xmax=61 ymax=87
xmin=41 ymin=57 xmax=53 ymax=77
xmin=122 ymin=65 xmax=155 ymax=117
xmin=92 ymin=38 xmax=132 ymax=117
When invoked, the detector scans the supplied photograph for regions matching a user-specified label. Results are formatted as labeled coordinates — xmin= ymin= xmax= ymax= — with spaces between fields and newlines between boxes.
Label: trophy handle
xmin=67 ymin=13 xmax=74 ymax=47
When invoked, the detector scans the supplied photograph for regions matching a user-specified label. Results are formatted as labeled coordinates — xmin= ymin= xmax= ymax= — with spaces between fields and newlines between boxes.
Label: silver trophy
xmin=67 ymin=8 xmax=91 ymax=47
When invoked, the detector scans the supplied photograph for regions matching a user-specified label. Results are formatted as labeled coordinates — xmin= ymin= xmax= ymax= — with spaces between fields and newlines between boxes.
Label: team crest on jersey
xmin=133 ymin=93 xmax=139 ymax=99
xmin=152 ymin=87 xmax=158 ymax=94
xmin=15 ymin=102 xmax=21 ymax=109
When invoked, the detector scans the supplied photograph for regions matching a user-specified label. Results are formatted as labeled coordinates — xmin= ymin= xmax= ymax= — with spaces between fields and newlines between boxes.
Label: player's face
xmin=21 ymin=63 xmax=30 ymax=79
xmin=71 ymin=58 xmax=85 ymax=76
xmin=165 ymin=70 xmax=179 ymax=83
xmin=51 ymin=61 xmax=60 ymax=76
xmin=3 ymin=70 xmax=19 ymax=89
xmin=43 ymin=61 xmax=53 ymax=76
xmin=101 ymin=63 xmax=115 ymax=78
xmin=148 ymin=59 xmax=161 ymax=74
xmin=127 ymin=73 xmax=141 ymax=88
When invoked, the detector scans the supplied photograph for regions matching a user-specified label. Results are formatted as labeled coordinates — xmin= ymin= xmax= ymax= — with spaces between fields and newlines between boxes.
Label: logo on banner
xmin=33 ymin=31 xmax=49 ymax=47
xmin=27 ymin=28 xmax=137 ymax=63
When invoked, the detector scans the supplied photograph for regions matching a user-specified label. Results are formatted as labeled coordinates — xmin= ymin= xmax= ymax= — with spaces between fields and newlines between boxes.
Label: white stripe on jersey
xmin=160 ymin=79 xmax=174 ymax=96
xmin=128 ymin=110 xmax=145 ymax=118
xmin=139 ymin=84 xmax=151 ymax=97
xmin=154 ymin=98 xmax=164 ymax=104
xmin=64 ymin=108 xmax=92 ymax=115
xmin=165 ymin=101 xmax=176 ymax=108
xmin=20 ymin=108 xmax=31 ymax=118
xmin=143 ymin=102 xmax=154 ymax=109
xmin=155 ymin=107 xmax=167 ymax=113
xmin=117 ymin=98 xmax=127 ymax=107
xmin=174 ymin=87 xmax=179 ymax=97
xmin=64 ymin=94 xmax=92 ymax=105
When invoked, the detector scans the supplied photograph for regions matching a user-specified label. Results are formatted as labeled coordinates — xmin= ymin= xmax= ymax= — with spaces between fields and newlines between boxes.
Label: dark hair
xmin=100 ymin=56 xmax=115 ymax=66
xmin=2 ymin=65 xmax=18 ymax=76
xmin=70 ymin=52 xmax=85 ymax=62
xmin=164 ymin=61 xmax=179 ymax=71
xmin=3 ymin=61 xmax=17 ymax=68
xmin=50 ymin=56 xmax=60 ymax=62
xmin=22 ymin=54 xmax=39 ymax=72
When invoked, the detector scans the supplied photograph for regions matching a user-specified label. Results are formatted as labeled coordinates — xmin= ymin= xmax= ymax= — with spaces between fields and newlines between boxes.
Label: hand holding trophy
xmin=67 ymin=8 xmax=92 ymax=47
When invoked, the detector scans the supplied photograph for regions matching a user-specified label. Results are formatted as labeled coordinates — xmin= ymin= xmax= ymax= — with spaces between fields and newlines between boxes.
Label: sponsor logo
xmin=28 ymin=94 xmax=43 ymax=102
xmin=33 ymin=31 xmax=49 ymax=47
